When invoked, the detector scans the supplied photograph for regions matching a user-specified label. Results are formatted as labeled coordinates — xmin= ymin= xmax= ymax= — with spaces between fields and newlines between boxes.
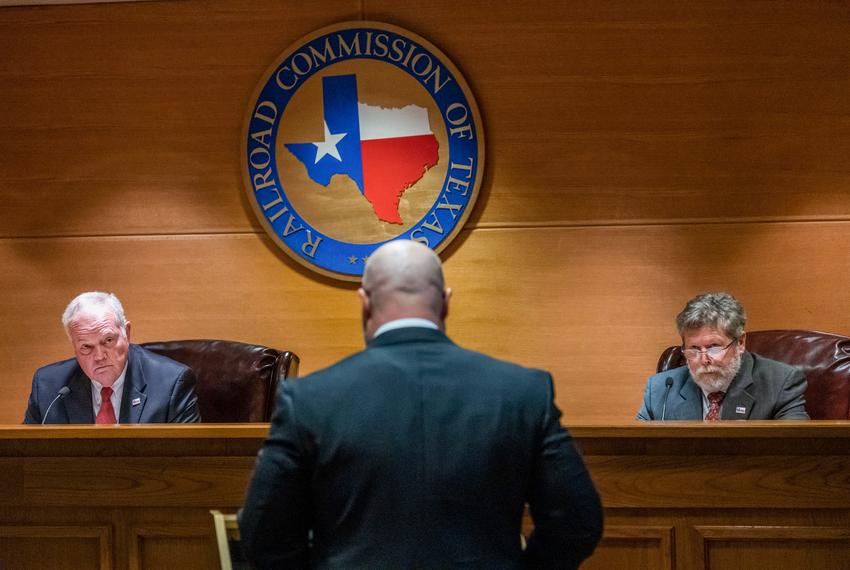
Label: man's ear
xmin=737 ymin=331 xmax=746 ymax=351
xmin=441 ymin=287 xmax=452 ymax=320
xmin=357 ymin=288 xmax=371 ymax=318
xmin=124 ymin=321 xmax=132 ymax=342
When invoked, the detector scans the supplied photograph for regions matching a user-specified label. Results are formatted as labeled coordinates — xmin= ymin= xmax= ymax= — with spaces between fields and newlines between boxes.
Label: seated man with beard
xmin=637 ymin=292 xmax=809 ymax=421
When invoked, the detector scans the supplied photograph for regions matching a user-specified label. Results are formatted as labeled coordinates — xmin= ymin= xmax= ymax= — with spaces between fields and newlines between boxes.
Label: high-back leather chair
xmin=141 ymin=340 xmax=299 ymax=422
xmin=657 ymin=330 xmax=850 ymax=419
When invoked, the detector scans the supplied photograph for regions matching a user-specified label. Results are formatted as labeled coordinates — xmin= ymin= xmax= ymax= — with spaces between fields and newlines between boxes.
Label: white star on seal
xmin=313 ymin=121 xmax=347 ymax=164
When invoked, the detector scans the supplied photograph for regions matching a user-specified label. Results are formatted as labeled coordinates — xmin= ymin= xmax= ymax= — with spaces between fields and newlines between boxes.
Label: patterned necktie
xmin=705 ymin=391 xmax=726 ymax=421
xmin=96 ymin=386 xmax=117 ymax=424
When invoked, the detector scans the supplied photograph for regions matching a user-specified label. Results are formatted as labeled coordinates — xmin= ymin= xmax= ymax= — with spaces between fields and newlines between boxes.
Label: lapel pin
xmin=735 ymin=406 xmax=746 ymax=414
xmin=132 ymin=398 xmax=141 ymax=406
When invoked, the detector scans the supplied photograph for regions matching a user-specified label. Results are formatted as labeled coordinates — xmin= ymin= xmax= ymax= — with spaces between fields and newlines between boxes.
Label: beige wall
xmin=2 ymin=0 xmax=849 ymax=424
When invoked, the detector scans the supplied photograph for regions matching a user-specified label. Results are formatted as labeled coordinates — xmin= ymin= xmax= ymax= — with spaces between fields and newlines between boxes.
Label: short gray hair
xmin=676 ymin=292 xmax=746 ymax=340
xmin=62 ymin=292 xmax=127 ymax=335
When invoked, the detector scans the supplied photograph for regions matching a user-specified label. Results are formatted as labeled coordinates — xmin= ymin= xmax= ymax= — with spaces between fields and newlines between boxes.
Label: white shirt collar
xmin=373 ymin=317 xmax=439 ymax=339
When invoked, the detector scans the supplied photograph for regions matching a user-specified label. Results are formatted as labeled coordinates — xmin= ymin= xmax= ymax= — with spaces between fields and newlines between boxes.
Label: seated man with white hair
xmin=24 ymin=291 xmax=201 ymax=424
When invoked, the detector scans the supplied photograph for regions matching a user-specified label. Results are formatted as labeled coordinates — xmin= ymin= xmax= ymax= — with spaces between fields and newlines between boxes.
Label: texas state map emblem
xmin=242 ymin=21 xmax=484 ymax=281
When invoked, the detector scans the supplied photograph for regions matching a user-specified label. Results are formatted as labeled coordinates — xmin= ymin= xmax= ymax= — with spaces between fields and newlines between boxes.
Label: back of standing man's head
xmin=358 ymin=241 xmax=451 ymax=341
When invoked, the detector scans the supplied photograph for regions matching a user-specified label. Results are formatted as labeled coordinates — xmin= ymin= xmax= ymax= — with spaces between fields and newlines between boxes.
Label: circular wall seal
xmin=242 ymin=21 xmax=484 ymax=281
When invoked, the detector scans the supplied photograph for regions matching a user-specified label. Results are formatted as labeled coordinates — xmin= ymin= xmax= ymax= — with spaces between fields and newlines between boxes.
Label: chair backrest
xmin=211 ymin=510 xmax=248 ymax=570
xmin=656 ymin=330 xmax=850 ymax=419
xmin=141 ymin=339 xmax=299 ymax=422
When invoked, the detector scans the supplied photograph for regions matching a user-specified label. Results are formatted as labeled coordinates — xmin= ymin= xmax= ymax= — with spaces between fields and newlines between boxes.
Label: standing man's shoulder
xmin=473 ymin=349 xmax=552 ymax=382
xmin=452 ymin=343 xmax=556 ymax=396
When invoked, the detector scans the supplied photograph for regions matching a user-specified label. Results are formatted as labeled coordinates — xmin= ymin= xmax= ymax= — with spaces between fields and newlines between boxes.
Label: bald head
xmin=359 ymin=241 xmax=451 ymax=341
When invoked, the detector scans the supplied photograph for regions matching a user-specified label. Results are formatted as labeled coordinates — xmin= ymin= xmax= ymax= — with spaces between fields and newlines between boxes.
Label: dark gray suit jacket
xmin=636 ymin=352 xmax=809 ymax=420
xmin=239 ymin=327 xmax=603 ymax=569
xmin=23 ymin=344 xmax=201 ymax=424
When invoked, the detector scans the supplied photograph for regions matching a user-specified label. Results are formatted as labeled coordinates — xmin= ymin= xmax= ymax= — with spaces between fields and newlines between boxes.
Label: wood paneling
xmin=0 ymin=525 xmax=111 ymax=570
xmin=25 ymin=457 xmax=255 ymax=506
xmin=130 ymin=524 xmax=217 ymax=570
xmin=0 ymin=426 xmax=256 ymax=570
xmin=584 ymin=526 xmax=674 ymax=570
xmin=3 ymin=221 xmax=849 ymax=423
xmin=2 ymin=0 xmax=850 ymax=236
xmin=2 ymin=424 xmax=849 ymax=570
xmin=695 ymin=526 xmax=850 ymax=570
xmin=0 ymin=0 xmax=363 ymax=238
xmin=586 ymin=454 xmax=850 ymax=508
xmin=1 ymin=0 xmax=850 ymax=425
xmin=368 ymin=0 xmax=850 ymax=226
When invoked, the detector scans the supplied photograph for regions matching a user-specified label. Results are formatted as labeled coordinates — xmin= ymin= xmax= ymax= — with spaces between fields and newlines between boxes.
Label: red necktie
xmin=96 ymin=386 xmax=117 ymax=424
xmin=705 ymin=391 xmax=725 ymax=421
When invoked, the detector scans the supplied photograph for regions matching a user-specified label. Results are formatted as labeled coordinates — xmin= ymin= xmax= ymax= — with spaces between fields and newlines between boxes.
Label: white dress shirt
xmin=373 ymin=317 xmax=439 ymax=339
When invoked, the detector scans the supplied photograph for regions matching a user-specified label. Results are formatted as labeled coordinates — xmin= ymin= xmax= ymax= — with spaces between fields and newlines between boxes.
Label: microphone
xmin=42 ymin=386 xmax=71 ymax=425
xmin=660 ymin=377 xmax=674 ymax=420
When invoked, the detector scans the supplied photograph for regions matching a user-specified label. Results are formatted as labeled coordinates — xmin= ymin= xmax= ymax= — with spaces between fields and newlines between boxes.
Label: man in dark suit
xmin=637 ymin=292 xmax=808 ymax=421
xmin=23 ymin=291 xmax=201 ymax=424
xmin=239 ymin=240 xmax=603 ymax=569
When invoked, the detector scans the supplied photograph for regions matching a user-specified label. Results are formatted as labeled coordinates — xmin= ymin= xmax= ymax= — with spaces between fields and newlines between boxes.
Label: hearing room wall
xmin=1 ymin=0 xmax=849 ymax=423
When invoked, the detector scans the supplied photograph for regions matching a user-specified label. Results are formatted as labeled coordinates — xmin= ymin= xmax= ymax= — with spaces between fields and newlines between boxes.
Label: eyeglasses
xmin=682 ymin=338 xmax=737 ymax=361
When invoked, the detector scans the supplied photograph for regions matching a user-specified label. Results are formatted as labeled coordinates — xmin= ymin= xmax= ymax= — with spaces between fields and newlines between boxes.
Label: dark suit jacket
xmin=23 ymin=344 xmax=201 ymax=424
xmin=239 ymin=327 xmax=603 ymax=570
xmin=636 ymin=352 xmax=809 ymax=420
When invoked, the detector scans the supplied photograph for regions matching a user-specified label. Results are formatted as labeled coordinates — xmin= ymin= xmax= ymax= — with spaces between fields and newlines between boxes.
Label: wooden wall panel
xmin=2 ymin=221 xmax=848 ymax=423
xmin=1 ymin=0 xmax=850 ymax=424
xmin=694 ymin=526 xmax=850 ymax=570
xmin=583 ymin=526 xmax=674 ymax=570
xmin=3 ymin=425 xmax=850 ymax=569
xmin=130 ymin=524 xmax=217 ymax=570
xmin=369 ymin=0 xmax=850 ymax=226
xmin=0 ymin=0 xmax=362 ymax=238
xmin=2 ymin=0 xmax=850 ymax=236
xmin=0 ymin=525 xmax=111 ymax=569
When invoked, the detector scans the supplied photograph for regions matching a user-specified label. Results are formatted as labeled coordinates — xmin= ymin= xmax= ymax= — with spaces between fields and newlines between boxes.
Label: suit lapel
xmin=64 ymin=371 xmax=94 ymax=423
xmin=722 ymin=353 xmax=755 ymax=419
xmin=673 ymin=377 xmax=703 ymax=420
xmin=120 ymin=346 xmax=147 ymax=424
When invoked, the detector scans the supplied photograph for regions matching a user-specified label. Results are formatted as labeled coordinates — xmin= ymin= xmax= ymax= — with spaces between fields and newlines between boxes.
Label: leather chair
xmin=141 ymin=340 xmax=299 ymax=422
xmin=657 ymin=330 xmax=850 ymax=419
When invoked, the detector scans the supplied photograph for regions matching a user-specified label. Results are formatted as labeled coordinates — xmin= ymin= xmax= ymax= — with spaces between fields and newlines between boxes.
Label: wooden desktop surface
xmin=1 ymin=422 xmax=849 ymax=569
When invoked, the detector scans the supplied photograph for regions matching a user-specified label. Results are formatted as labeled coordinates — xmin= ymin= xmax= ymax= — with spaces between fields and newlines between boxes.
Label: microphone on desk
xmin=42 ymin=386 xmax=71 ymax=425
xmin=660 ymin=377 xmax=674 ymax=421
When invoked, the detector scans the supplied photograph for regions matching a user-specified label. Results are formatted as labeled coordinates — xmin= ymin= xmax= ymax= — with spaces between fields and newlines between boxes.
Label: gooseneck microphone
xmin=660 ymin=377 xmax=674 ymax=421
xmin=42 ymin=386 xmax=71 ymax=425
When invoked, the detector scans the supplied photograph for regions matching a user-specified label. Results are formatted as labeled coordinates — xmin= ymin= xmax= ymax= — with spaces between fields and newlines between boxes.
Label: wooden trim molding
xmin=1 ymin=1 xmax=143 ymax=6
xmin=695 ymin=525 xmax=850 ymax=541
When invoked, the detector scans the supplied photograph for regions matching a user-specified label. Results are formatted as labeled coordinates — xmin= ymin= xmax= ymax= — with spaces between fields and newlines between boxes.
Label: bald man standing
xmin=239 ymin=241 xmax=602 ymax=569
